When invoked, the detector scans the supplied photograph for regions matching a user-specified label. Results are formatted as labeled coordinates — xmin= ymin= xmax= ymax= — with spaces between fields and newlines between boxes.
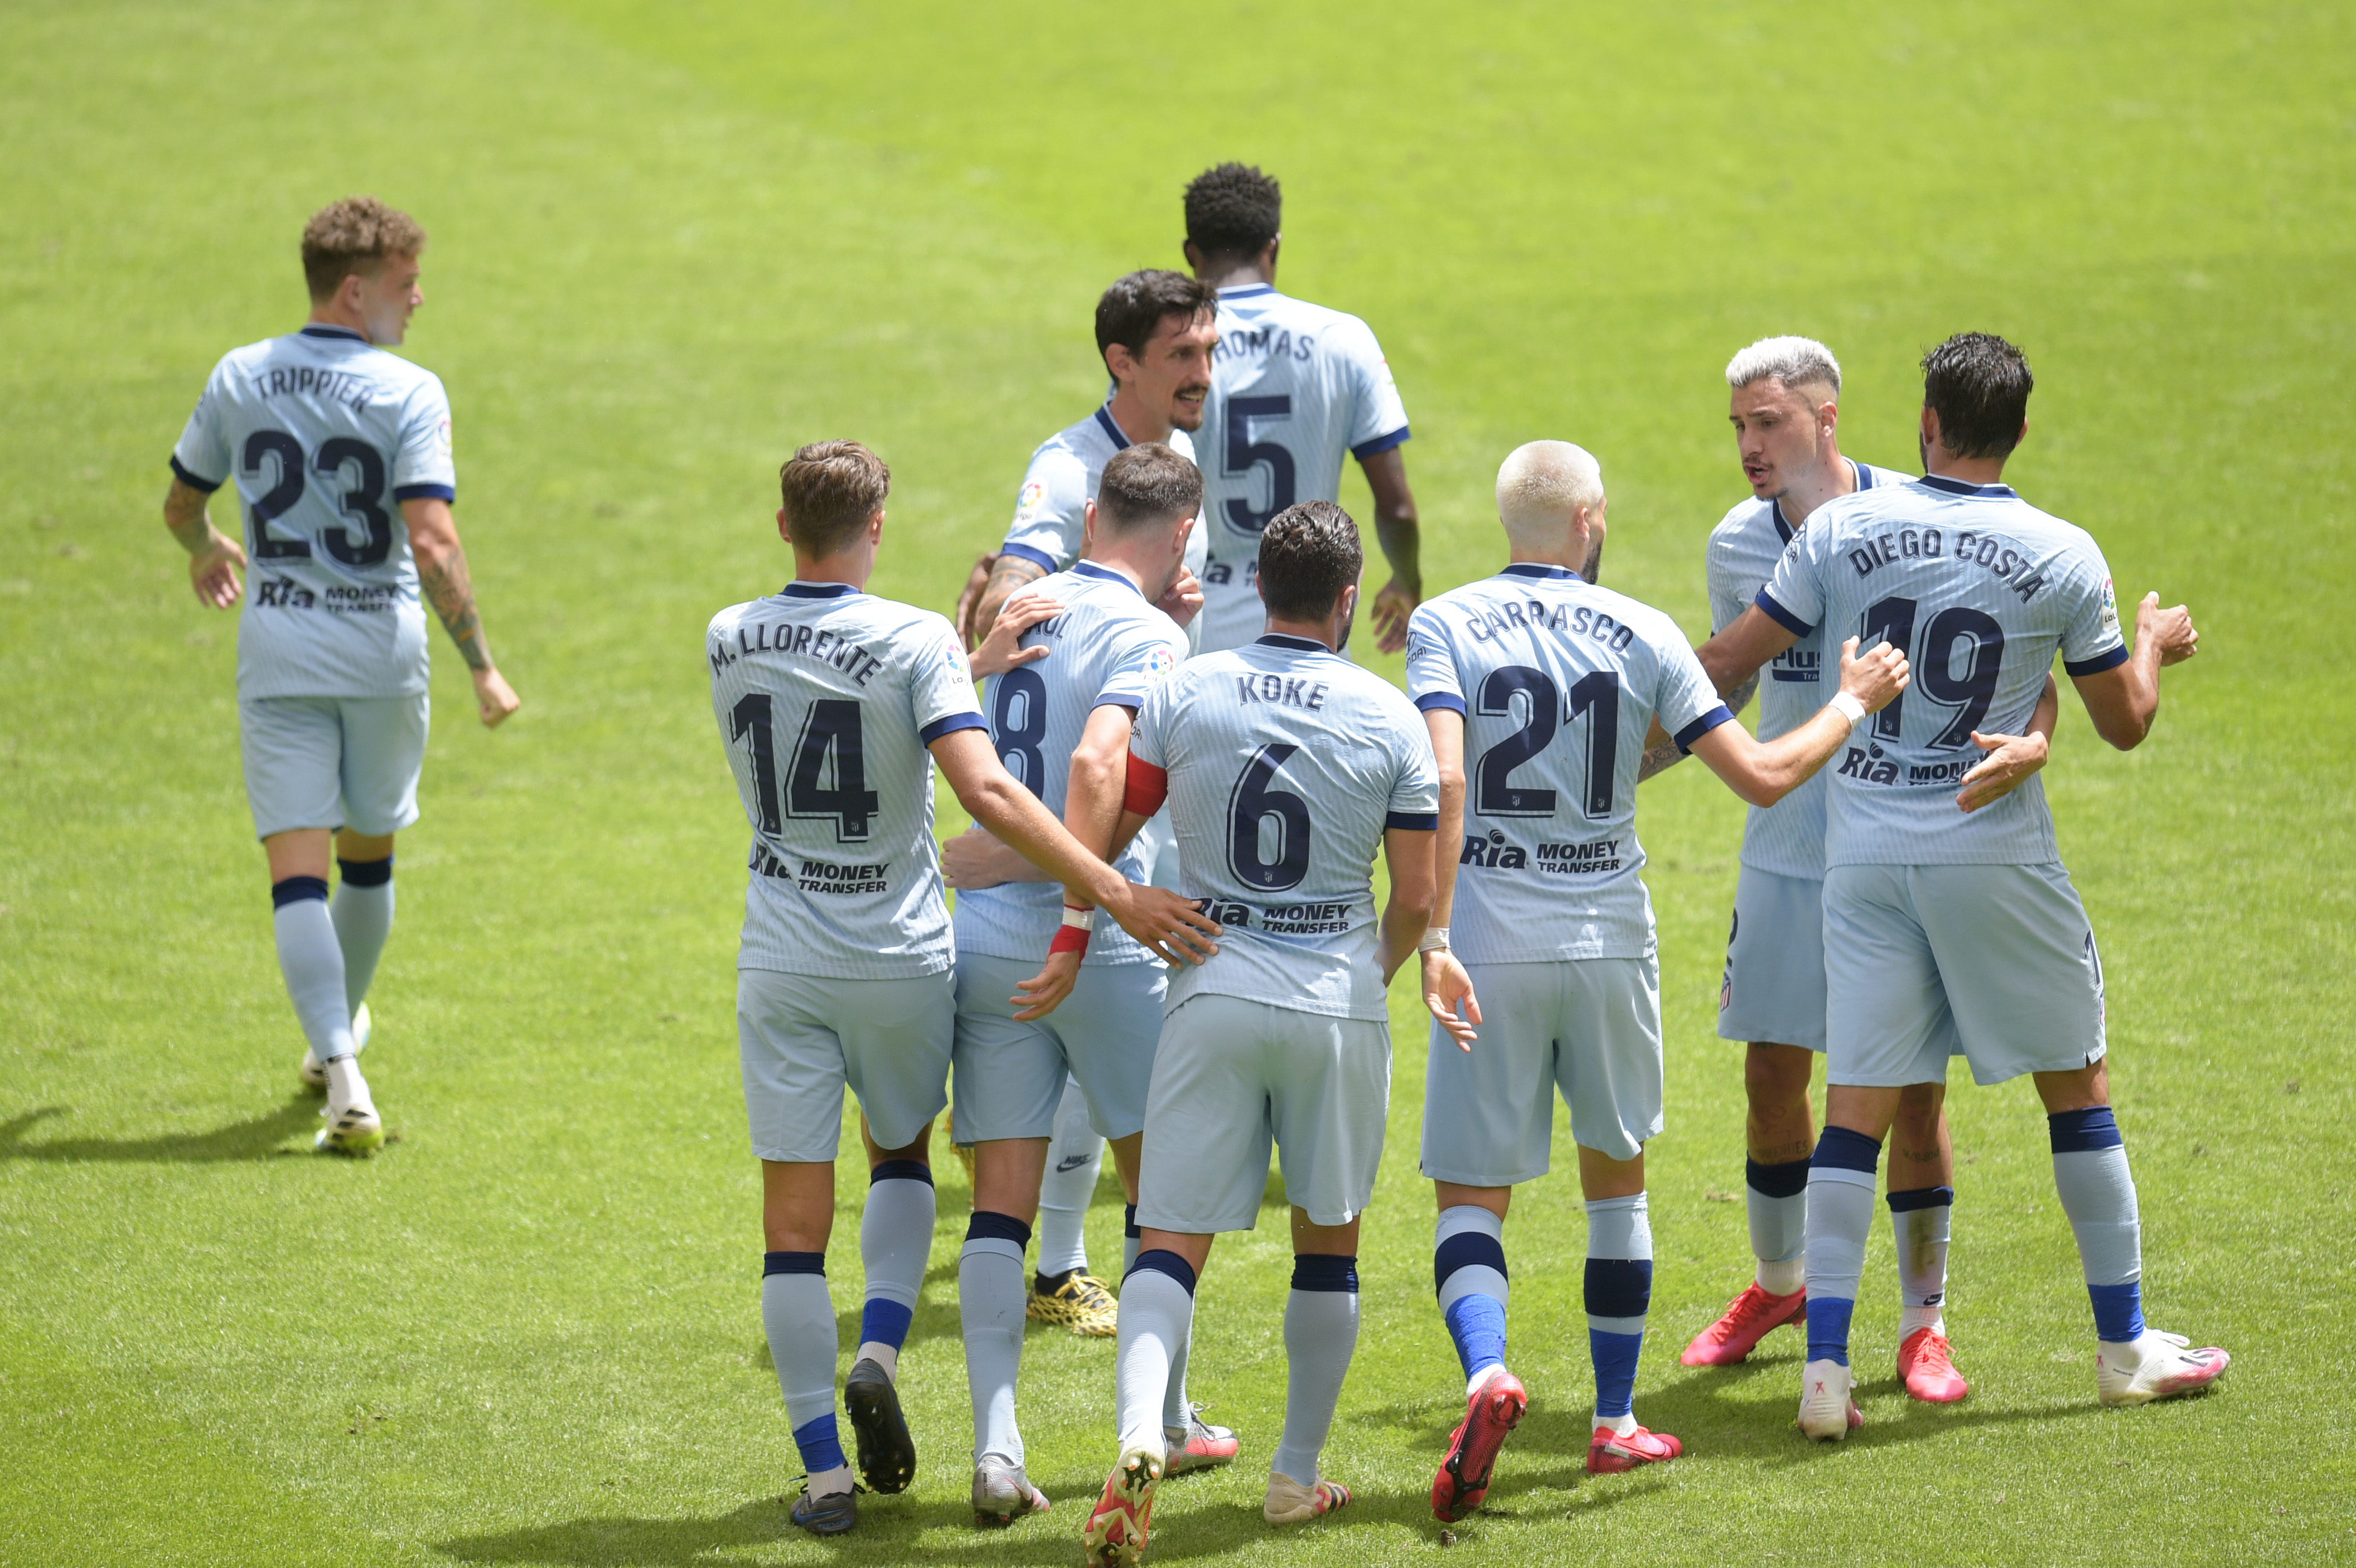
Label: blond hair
xmin=1496 ymin=441 xmax=1604 ymax=546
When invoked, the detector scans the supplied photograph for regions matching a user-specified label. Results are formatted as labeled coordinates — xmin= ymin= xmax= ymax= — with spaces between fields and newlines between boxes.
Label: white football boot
xmin=300 ymin=1001 xmax=369 ymax=1093
xmin=2096 ymin=1330 xmax=2230 ymax=1406
xmin=1797 ymin=1358 xmax=1864 ymax=1441
xmin=317 ymin=1053 xmax=386 ymax=1156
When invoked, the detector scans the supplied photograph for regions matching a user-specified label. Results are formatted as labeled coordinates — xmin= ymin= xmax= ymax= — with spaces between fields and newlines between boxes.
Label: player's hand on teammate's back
xmin=1154 ymin=565 xmax=1204 ymax=629
xmin=1422 ymin=950 xmax=1482 ymax=1051
xmin=1101 ymin=883 xmax=1221 ymax=966
xmin=1955 ymin=729 xmax=2050 ymax=814
xmin=473 ymin=666 xmax=520 ymax=728
xmin=1010 ymin=948 xmax=1081 ymax=1022
xmin=1369 ymin=577 xmax=1419 ymax=654
xmin=2138 ymin=592 xmax=2199 ymax=666
xmin=1836 ymin=635 xmax=1910 ymax=713
xmin=954 ymin=550 xmax=1000 ymax=650
xmin=941 ymin=825 xmax=1045 ymax=890
xmin=970 ymin=594 xmax=1066 ymax=680
xmin=188 ymin=532 xmax=248 ymax=609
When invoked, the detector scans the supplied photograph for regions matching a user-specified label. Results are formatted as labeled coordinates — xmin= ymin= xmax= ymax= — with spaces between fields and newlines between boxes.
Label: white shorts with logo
xmin=1716 ymin=865 xmax=1829 ymax=1051
xmin=951 ymin=952 xmax=1164 ymax=1143
xmin=737 ymin=966 xmax=954 ymax=1161
xmin=1423 ymin=955 xmax=1663 ymax=1180
xmin=238 ymin=692 xmax=430 ymax=839
xmin=1823 ymin=861 xmax=2106 ymax=1088
xmin=1134 ymin=994 xmax=1391 ymax=1233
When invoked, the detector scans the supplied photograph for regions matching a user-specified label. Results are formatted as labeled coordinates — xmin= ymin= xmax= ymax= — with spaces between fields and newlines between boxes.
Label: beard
xmin=1580 ymin=537 xmax=1604 ymax=585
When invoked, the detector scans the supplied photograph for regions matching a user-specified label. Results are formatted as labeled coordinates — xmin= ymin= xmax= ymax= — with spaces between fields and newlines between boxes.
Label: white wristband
xmin=1061 ymin=905 xmax=1096 ymax=932
xmin=1418 ymin=927 xmax=1452 ymax=953
xmin=1828 ymin=691 xmax=1867 ymax=727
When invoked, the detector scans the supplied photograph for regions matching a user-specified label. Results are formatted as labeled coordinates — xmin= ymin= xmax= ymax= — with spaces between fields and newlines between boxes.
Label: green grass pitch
xmin=3 ymin=1 xmax=2352 ymax=1562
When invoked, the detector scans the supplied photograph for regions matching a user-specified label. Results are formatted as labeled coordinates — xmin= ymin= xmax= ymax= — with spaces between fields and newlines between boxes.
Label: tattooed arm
xmin=1638 ymin=671 xmax=1754 ymax=783
xmin=403 ymin=497 xmax=520 ymax=727
xmin=966 ymin=553 xmax=1049 ymax=650
xmin=163 ymin=478 xmax=248 ymax=608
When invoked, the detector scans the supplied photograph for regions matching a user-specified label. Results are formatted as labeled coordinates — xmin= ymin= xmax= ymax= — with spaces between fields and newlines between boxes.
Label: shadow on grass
xmin=0 ymin=1100 xmax=319 ymax=1163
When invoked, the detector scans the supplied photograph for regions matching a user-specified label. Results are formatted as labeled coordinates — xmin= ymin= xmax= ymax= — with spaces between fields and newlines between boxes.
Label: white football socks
xmin=330 ymin=861 xmax=394 ymax=1020
xmin=1271 ymin=1257 xmax=1359 ymax=1485
xmin=1034 ymin=1078 xmax=1101 ymax=1278
xmin=959 ymin=1236 xmax=1028 ymax=1465
xmin=272 ymin=888 xmax=356 ymax=1065
xmin=1115 ymin=1262 xmax=1194 ymax=1458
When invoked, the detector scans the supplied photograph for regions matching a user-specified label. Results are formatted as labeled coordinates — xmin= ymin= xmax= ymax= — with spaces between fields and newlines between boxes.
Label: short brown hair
xmin=1257 ymin=500 xmax=1362 ymax=621
xmin=1095 ymin=269 xmax=1217 ymax=366
xmin=1096 ymin=444 xmax=1202 ymax=533
xmin=301 ymin=197 xmax=427 ymax=301
xmin=779 ymin=441 xmax=891 ymax=556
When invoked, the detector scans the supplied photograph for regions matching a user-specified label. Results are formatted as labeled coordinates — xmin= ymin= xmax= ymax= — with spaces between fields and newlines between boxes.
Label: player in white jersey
xmin=1675 ymin=339 xmax=2060 ymax=1402
xmin=946 ymin=445 xmax=1242 ymax=1524
xmin=1700 ymin=333 xmax=2222 ymax=1439
xmin=1404 ymin=443 xmax=1910 ymax=1518
xmin=714 ymin=443 xmax=1220 ymax=1537
xmin=1081 ymin=501 xmax=1444 ymax=1565
xmin=159 ymin=198 xmax=520 ymax=1156
xmin=1181 ymin=163 xmax=1425 ymax=654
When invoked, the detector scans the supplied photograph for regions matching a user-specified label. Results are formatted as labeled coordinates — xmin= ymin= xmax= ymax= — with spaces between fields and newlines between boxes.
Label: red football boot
xmin=1430 ymin=1369 xmax=1527 ymax=1522
xmin=1681 ymin=1283 xmax=1807 ymax=1366
xmin=1586 ymin=1423 xmax=1684 ymax=1473
xmin=1897 ymin=1327 xmax=1970 ymax=1403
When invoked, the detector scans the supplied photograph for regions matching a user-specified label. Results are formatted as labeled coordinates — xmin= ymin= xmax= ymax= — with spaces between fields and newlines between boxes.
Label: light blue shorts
xmin=1823 ymin=862 xmax=2106 ymax=1088
xmin=1422 ymin=955 xmax=1663 ymax=1181
xmin=737 ymin=966 xmax=953 ymax=1161
xmin=951 ymin=952 xmax=1164 ymax=1143
xmin=1134 ymin=994 xmax=1391 ymax=1233
xmin=1716 ymin=865 xmax=1829 ymax=1051
xmin=238 ymin=693 xmax=429 ymax=839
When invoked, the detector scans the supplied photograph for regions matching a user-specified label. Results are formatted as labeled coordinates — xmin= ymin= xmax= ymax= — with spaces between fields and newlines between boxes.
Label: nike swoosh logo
xmin=1055 ymin=1155 xmax=1092 ymax=1173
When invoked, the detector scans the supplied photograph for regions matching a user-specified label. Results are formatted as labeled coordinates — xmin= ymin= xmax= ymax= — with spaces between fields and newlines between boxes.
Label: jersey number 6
xmin=1227 ymin=742 xmax=1312 ymax=891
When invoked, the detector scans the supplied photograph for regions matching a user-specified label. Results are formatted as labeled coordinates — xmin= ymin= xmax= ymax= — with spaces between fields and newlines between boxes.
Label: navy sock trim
xmin=1746 ymin=1155 xmax=1811 ymax=1199
xmin=1584 ymin=1257 xmax=1653 ymax=1319
xmin=1811 ymin=1125 xmax=1884 ymax=1174
xmin=763 ymin=1250 xmax=824 ymax=1277
xmin=1128 ymin=1248 xmax=1197 ymax=1295
xmin=1886 ymin=1184 xmax=1957 ymax=1213
xmin=271 ymin=875 xmax=330 ymax=908
xmin=870 ymin=1158 xmax=933 ymax=1187
xmin=966 ymin=1209 xmax=1032 ymax=1247
xmin=335 ymin=856 xmax=394 ymax=888
xmin=1123 ymin=1202 xmax=1140 ymax=1239
xmin=1291 ymin=1253 xmax=1360 ymax=1293
xmin=1434 ymin=1231 xmax=1508 ymax=1295
xmin=2049 ymin=1106 xmax=2123 ymax=1153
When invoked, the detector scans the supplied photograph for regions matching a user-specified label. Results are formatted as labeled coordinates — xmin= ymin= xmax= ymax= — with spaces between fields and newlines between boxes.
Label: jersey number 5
xmin=730 ymin=694 xmax=879 ymax=843
xmin=1227 ymin=742 xmax=1312 ymax=891
xmin=1222 ymin=396 xmax=1296 ymax=535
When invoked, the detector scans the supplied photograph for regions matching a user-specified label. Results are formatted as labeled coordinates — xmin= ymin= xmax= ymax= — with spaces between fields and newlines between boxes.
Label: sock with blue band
xmin=1115 ymin=1250 xmax=1196 ymax=1457
xmin=1804 ymin=1127 xmax=1883 ymax=1367
xmin=1273 ymin=1254 xmax=1359 ymax=1484
xmin=1435 ymin=1205 xmax=1510 ymax=1394
xmin=858 ymin=1160 xmax=933 ymax=1381
xmin=1585 ymin=1193 xmax=1652 ymax=1434
xmin=1036 ymin=1079 xmax=1101 ymax=1280
xmin=1747 ymin=1156 xmax=1811 ymax=1296
xmin=272 ymin=877 xmax=356 ymax=1066
xmin=762 ymin=1251 xmax=849 ymax=1494
xmin=1889 ymin=1185 xmax=1955 ymax=1338
xmin=959 ymin=1210 xmax=1031 ymax=1465
xmin=331 ymin=856 xmax=394 ymax=1020
xmin=2049 ymin=1107 xmax=2145 ymax=1342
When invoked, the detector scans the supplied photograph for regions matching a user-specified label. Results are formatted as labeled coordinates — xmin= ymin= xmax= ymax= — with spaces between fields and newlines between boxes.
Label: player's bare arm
xmin=1687 ymin=636 xmax=1909 ymax=806
xmin=927 ymin=725 xmax=1218 ymax=966
xmin=1637 ymin=669 xmax=1755 ymax=783
xmin=404 ymin=497 xmax=519 ymax=728
xmin=967 ymin=553 xmax=1048 ymax=651
xmin=953 ymin=549 xmax=999 ymax=649
xmin=1008 ymin=700 xmax=1145 ymax=1020
xmin=1955 ymin=672 xmax=2062 ymax=814
xmin=2071 ymin=593 xmax=2198 ymax=750
xmin=1374 ymin=825 xmax=1440 ymax=980
xmin=1360 ymin=445 xmax=1423 ymax=654
xmin=1420 ymin=708 xmax=1481 ymax=1048
xmin=1696 ymin=602 xmax=1801 ymax=698
xmin=162 ymin=477 xmax=248 ymax=609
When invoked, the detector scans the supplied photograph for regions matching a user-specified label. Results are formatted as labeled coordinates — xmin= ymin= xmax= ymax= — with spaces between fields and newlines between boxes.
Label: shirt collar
xmin=782 ymin=581 xmax=859 ymax=599
xmin=1092 ymin=401 xmax=1132 ymax=451
xmin=1917 ymin=473 xmax=2018 ymax=500
xmin=1070 ymin=559 xmax=1143 ymax=596
xmin=1255 ymin=632 xmax=1331 ymax=653
xmin=298 ymin=324 xmax=367 ymax=342
xmin=1501 ymin=562 xmax=1577 ymax=580
xmin=1218 ymin=284 xmax=1277 ymax=299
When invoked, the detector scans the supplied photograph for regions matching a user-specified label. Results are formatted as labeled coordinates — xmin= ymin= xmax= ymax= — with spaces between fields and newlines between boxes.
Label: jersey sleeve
xmin=391 ymin=374 xmax=457 ymax=502
xmin=1128 ymin=674 xmax=1172 ymax=772
xmin=1402 ymin=604 xmax=1464 ymax=714
xmin=1704 ymin=526 xmax=1750 ymax=635
xmin=1339 ymin=318 xmax=1410 ymax=459
xmin=1385 ymin=698 xmax=1442 ymax=830
xmin=1758 ymin=526 xmax=1826 ymax=637
xmin=1094 ymin=620 xmax=1187 ymax=712
xmin=1654 ymin=633 xmax=1736 ymax=754
xmin=2058 ymin=541 xmax=2130 ymax=676
xmin=169 ymin=359 xmax=233 ymax=492
xmin=998 ymin=448 xmax=1088 ymax=574
xmin=907 ymin=614 xmax=987 ymax=744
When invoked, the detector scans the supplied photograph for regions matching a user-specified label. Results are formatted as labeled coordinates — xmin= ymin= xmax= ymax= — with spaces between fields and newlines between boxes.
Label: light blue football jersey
xmin=171 ymin=325 xmax=454 ymax=700
xmin=708 ymin=583 xmax=985 ymax=979
xmin=1196 ymin=286 xmax=1410 ymax=653
xmin=1131 ymin=634 xmax=1439 ymax=1020
xmin=1406 ymin=565 xmax=1734 ymax=964
xmin=1759 ymin=475 xmax=2128 ymax=867
xmin=1705 ymin=460 xmax=1910 ymax=879
xmin=955 ymin=561 xmax=1189 ymax=967
xmin=997 ymin=408 xmax=1206 ymax=643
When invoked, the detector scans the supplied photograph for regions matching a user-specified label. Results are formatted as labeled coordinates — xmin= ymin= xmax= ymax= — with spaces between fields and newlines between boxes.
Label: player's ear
xmin=775 ymin=507 xmax=792 ymax=545
xmin=1172 ymin=512 xmax=1197 ymax=554
xmin=867 ymin=506 xmax=885 ymax=544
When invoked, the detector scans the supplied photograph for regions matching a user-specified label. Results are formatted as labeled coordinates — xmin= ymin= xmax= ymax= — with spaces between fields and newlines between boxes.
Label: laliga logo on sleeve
xmin=1015 ymin=481 xmax=1046 ymax=519
xmin=436 ymin=417 xmax=453 ymax=453
xmin=1143 ymin=648 xmax=1177 ymax=680
xmin=2098 ymin=577 xmax=2119 ymax=635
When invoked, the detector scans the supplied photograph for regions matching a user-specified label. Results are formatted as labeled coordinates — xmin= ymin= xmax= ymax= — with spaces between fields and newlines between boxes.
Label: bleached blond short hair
xmin=1725 ymin=336 xmax=1842 ymax=398
xmin=1496 ymin=441 xmax=1604 ymax=544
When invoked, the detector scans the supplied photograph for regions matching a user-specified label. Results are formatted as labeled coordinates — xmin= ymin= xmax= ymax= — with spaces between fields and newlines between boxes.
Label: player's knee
xmin=1743 ymin=1043 xmax=1813 ymax=1113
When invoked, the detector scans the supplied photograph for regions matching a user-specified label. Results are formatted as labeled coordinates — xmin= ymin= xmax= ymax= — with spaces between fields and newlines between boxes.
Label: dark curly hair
xmin=1921 ymin=333 xmax=2034 ymax=460
xmin=1257 ymin=500 xmax=1362 ymax=622
xmin=1184 ymin=163 xmax=1282 ymax=262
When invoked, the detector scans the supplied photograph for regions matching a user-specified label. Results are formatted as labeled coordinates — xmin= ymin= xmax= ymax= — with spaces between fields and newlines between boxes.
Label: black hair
xmin=1184 ymin=163 xmax=1282 ymax=260
xmin=1257 ymin=500 xmax=1362 ymax=621
xmin=1095 ymin=269 xmax=1218 ymax=365
xmin=1920 ymin=332 xmax=2034 ymax=459
xmin=1097 ymin=444 xmax=1202 ymax=531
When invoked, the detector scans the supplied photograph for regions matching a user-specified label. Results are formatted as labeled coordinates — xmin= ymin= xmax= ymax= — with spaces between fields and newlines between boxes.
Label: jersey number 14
xmin=730 ymin=695 xmax=879 ymax=843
